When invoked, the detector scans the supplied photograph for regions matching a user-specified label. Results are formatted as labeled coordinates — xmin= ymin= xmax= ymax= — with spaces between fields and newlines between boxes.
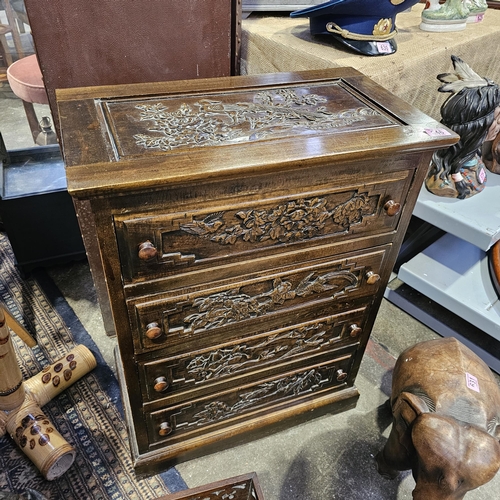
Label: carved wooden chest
xmin=57 ymin=69 xmax=457 ymax=476
xmin=156 ymin=472 xmax=264 ymax=500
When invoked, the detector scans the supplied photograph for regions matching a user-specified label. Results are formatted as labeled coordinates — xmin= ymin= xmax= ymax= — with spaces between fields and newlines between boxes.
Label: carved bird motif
xmin=295 ymin=271 xmax=356 ymax=297
xmin=182 ymin=212 xmax=225 ymax=235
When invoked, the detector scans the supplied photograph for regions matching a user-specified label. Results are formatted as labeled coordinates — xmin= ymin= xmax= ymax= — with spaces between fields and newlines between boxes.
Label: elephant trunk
xmin=412 ymin=484 xmax=465 ymax=500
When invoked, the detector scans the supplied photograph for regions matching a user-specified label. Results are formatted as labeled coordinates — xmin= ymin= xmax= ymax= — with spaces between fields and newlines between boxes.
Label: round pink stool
xmin=7 ymin=54 xmax=55 ymax=144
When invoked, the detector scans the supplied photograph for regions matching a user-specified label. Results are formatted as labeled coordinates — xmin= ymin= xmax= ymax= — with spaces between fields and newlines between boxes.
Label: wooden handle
xmin=158 ymin=421 xmax=173 ymax=437
xmin=153 ymin=377 xmax=169 ymax=393
xmin=349 ymin=324 xmax=362 ymax=338
xmin=138 ymin=241 xmax=158 ymax=261
xmin=365 ymin=271 xmax=381 ymax=285
xmin=383 ymin=200 xmax=401 ymax=217
xmin=145 ymin=322 xmax=162 ymax=340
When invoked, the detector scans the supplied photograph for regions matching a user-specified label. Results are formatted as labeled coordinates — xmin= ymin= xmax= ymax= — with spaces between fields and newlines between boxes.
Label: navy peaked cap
xmin=291 ymin=0 xmax=420 ymax=55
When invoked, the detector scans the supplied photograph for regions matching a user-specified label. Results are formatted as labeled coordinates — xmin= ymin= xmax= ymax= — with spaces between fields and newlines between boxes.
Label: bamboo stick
xmin=0 ymin=343 xmax=97 ymax=480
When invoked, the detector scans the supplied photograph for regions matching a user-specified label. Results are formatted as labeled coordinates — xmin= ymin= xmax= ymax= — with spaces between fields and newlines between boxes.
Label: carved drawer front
xmin=115 ymin=173 xmax=411 ymax=284
xmin=130 ymin=247 xmax=388 ymax=355
xmin=145 ymin=348 xmax=354 ymax=449
xmin=139 ymin=306 xmax=367 ymax=404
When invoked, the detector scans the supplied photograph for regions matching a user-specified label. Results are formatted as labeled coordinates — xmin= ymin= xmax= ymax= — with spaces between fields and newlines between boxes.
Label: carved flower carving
xmin=331 ymin=194 xmax=372 ymax=228
xmin=183 ymin=269 xmax=358 ymax=333
xmin=134 ymin=89 xmax=381 ymax=151
xmin=193 ymin=401 xmax=230 ymax=424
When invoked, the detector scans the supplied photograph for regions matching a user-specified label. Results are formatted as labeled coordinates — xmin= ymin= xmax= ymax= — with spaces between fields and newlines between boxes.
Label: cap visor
xmin=328 ymin=34 xmax=397 ymax=55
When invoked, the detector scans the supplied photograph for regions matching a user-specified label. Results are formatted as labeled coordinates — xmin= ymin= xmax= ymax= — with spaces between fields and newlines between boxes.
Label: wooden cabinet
xmin=24 ymin=0 xmax=242 ymax=136
xmin=57 ymin=68 xmax=457 ymax=476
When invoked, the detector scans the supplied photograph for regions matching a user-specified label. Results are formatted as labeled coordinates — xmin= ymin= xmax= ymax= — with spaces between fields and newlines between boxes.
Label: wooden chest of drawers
xmin=57 ymin=69 xmax=457 ymax=476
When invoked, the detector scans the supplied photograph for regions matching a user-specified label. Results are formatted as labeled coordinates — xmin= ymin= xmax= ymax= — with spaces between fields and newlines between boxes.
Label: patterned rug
xmin=0 ymin=232 xmax=186 ymax=499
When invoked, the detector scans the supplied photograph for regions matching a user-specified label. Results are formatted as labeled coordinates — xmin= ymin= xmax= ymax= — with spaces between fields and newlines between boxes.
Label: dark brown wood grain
xmin=155 ymin=472 xmax=265 ymax=500
xmin=489 ymin=240 xmax=500 ymax=298
xmin=57 ymin=69 xmax=459 ymax=476
xmin=24 ymin=0 xmax=242 ymax=138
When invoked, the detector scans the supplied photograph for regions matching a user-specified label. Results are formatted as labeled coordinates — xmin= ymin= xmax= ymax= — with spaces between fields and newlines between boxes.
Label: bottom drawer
xmin=146 ymin=347 xmax=355 ymax=449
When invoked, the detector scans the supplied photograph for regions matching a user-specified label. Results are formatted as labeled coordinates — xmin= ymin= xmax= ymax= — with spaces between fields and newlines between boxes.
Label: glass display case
xmin=0 ymin=144 xmax=84 ymax=275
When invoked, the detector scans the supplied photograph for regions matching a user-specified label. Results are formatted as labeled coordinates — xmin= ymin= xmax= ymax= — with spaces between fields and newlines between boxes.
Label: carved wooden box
xmin=156 ymin=472 xmax=264 ymax=500
xmin=56 ymin=69 xmax=457 ymax=476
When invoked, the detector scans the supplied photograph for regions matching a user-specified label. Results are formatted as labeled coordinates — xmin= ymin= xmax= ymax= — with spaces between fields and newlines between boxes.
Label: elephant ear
xmin=489 ymin=416 xmax=500 ymax=440
xmin=393 ymin=391 xmax=431 ymax=436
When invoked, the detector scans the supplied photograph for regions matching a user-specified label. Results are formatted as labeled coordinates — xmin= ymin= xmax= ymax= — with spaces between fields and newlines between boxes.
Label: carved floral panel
xmin=180 ymin=193 xmax=376 ymax=245
xmin=101 ymin=82 xmax=396 ymax=156
xmin=142 ymin=307 xmax=365 ymax=400
xmin=164 ymin=263 xmax=361 ymax=337
xmin=149 ymin=358 xmax=351 ymax=442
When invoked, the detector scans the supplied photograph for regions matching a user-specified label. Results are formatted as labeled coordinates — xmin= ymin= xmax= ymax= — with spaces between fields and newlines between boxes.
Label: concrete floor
xmin=2 ymin=61 xmax=500 ymax=499
xmin=44 ymin=260 xmax=500 ymax=500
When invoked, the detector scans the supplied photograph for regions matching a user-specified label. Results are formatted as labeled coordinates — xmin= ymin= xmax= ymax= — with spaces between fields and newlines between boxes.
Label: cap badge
xmin=326 ymin=18 xmax=396 ymax=41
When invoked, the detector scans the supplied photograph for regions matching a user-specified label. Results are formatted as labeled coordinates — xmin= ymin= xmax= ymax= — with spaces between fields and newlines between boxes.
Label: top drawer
xmin=115 ymin=170 xmax=412 ymax=284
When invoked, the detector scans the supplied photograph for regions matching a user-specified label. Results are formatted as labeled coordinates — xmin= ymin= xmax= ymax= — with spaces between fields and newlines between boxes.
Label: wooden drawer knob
xmin=153 ymin=376 xmax=169 ymax=393
xmin=349 ymin=324 xmax=362 ymax=338
xmin=158 ymin=421 xmax=172 ymax=437
xmin=138 ymin=241 xmax=158 ymax=261
xmin=383 ymin=200 xmax=401 ymax=217
xmin=145 ymin=322 xmax=162 ymax=340
xmin=336 ymin=369 xmax=348 ymax=382
xmin=365 ymin=271 xmax=380 ymax=285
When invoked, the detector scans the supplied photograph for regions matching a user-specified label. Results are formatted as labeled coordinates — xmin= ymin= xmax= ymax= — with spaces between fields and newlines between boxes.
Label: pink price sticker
xmin=466 ymin=372 xmax=480 ymax=393
xmin=478 ymin=167 xmax=486 ymax=184
xmin=425 ymin=128 xmax=453 ymax=137
xmin=376 ymin=42 xmax=393 ymax=54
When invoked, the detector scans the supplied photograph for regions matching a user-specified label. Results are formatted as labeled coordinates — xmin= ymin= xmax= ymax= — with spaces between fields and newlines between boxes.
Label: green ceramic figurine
xmin=420 ymin=0 xmax=488 ymax=31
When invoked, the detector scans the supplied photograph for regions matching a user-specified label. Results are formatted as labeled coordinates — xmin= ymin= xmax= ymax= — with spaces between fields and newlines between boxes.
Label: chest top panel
xmin=101 ymin=81 xmax=397 ymax=158
xmin=57 ymin=68 xmax=458 ymax=197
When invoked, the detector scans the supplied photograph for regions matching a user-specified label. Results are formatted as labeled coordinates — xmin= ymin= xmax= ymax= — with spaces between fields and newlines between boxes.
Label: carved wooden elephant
xmin=376 ymin=337 xmax=500 ymax=499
